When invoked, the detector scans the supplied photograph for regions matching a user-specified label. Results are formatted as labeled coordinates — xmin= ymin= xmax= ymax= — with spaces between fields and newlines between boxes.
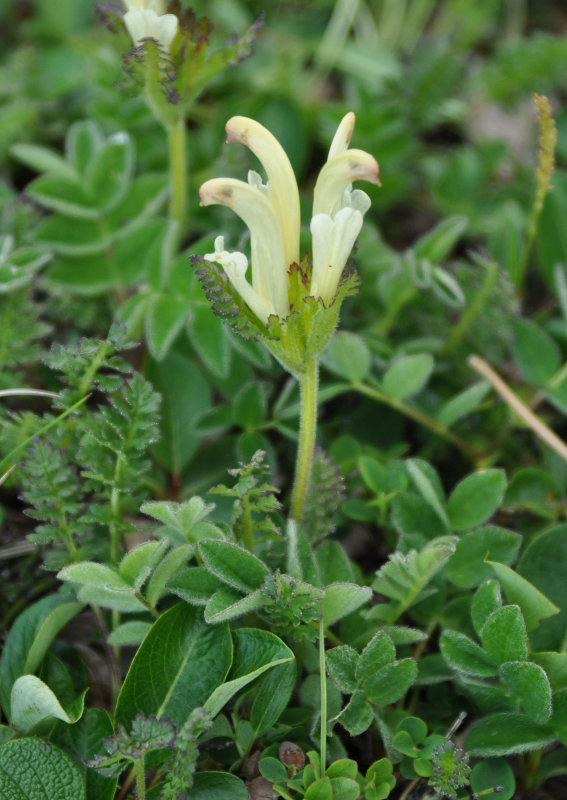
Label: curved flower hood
xmin=200 ymin=113 xmax=379 ymax=325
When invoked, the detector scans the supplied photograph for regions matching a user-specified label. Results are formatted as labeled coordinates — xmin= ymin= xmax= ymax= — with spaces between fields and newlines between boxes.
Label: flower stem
xmin=167 ymin=116 xmax=187 ymax=253
xmin=319 ymin=613 xmax=327 ymax=773
xmin=135 ymin=756 xmax=146 ymax=800
xmin=290 ymin=356 xmax=319 ymax=523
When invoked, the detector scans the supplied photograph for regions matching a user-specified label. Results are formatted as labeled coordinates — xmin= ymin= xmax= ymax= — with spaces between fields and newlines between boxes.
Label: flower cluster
xmin=122 ymin=0 xmax=178 ymax=52
xmin=200 ymin=113 xmax=379 ymax=325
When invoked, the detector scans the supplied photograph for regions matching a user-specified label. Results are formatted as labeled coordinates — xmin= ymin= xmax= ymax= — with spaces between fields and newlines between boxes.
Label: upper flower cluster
xmin=122 ymin=0 xmax=178 ymax=52
xmin=200 ymin=113 xmax=379 ymax=325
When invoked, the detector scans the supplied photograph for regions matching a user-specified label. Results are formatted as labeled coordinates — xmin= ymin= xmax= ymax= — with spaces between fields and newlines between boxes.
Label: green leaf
xmin=188 ymin=771 xmax=247 ymax=800
xmin=414 ymin=215 xmax=468 ymax=263
xmin=0 ymin=738 xmax=86 ymax=800
xmin=250 ymin=661 xmax=297 ymax=735
xmin=187 ymin=304 xmax=231 ymax=378
xmin=316 ymin=541 xmax=355 ymax=585
xmin=481 ymin=606 xmax=528 ymax=665
xmin=471 ymin=580 xmax=502 ymax=636
xmin=259 ymin=756 xmax=288 ymax=784
xmin=58 ymin=562 xmax=132 ymax=592
xmin=234 ymin=381 xmax=267 ymax=428
xmin=120 ymin=541 xmax=167 ymax=587
xmin=145 ymin=293 xmax=188 ymax=361
xmin=440 ymin=630 xmax=498 ymax=677
xmin=205 ymin=628 xmax=294 ymax=718
xmin=323 ymin=583 xmax=372 ymax=626
xmin=511 ymin=319 xmax=561 ymax=386
xmin=36 ymin=214 xmax=104 ymax=256
xmin=168 ymin=567 xmax=224 ymax=605
xmin=466 ymin=713 xmax=554 ymax=756
xmin=447 ymin=469 xmax=507 ymax=530
xmin=406 ymin=459 xmax=449 ymax=528
xmin=305 ymin=776 xmax=333 ymax=800
xmin=11 ymin=143 xmax=77 ymax=179
xmin=470 ymin=758 xmax=515 ymax=800
xmin=531 ymin=652 xmax=567 ymax=691
xmin=146 ymin=543 xmax=194 ymax=607
xmin=444 ymin=526 xmax=521 ymax=588
xmin=198 ymin=540 xmax=270 ymax=593
xmin=115 ymin=604 xmax=232 ymax=728
xmin=356 ymin=632 xmax=395 ymax=681
xmin=371 ymin=536 xmax=456 ymax=623
xmin=322 ymin=331 xmax=371 ymax=383
xmin=503 ymin=467 xmax=561 ymax=519
xmin=436 ymin=381 xmax=490 ymax=427
xmin=364 ymin=659 xmax=417 ymax=705
xmin=486 ymin=562 xmax=559 ymax=631
xmin=66 ymin=120 xmax=104 ymax=176
xmin=0 ymin=595 xmax=83 ymax=718
xmin=329 ymin=776 xmax=360 ymax=800
xmin=499 ymin=661 xmax=552 ymax=723
xmin=338 ymin=689 xmax=374 ymax=736
xmin=326 ymin=646 xmax=358 ymax=693
xmin=26 ymin=175 xmax=99 ymax=219
xmin=204 ymin=588 xmax=264 ymax=623
xmin=382 ymin=354 xmax=434 ymax=400
xmin=107 ymin=622 xmax=153 ymax=647
xmin=518 ymin=523 xmax=567 ymax=651
xmin=51 ymin=708 xmax=117 ymax=800
xmin=147 ymin=353 xmax=211 ymax=474
xmin=11 ymin=675 xmax=83 ymax=733
xmin=85 ymin=133 xmax=134 ymax=211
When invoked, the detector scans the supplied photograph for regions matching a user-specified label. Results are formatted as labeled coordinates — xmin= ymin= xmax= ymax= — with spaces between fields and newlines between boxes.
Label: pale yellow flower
xmin=122 ymin=0 xmax=178 ymax=52
xmin=200 ymin=113 xmax=379 ymax=324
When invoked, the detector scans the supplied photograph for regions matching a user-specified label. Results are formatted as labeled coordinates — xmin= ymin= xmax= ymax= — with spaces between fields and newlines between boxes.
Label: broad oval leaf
xmin=382 ymin=354 xmax=434 ymax=400
xmin=481 ymin=605 xmax=528 ymax=665
xmin=0 ymin=738 xmax=86 ymax=800
xmin=440 ymin=630 xmax=498 ymax=677
xmin=0 ymin=595 xmax=83 ymax=719
xmin=11 ymin=675 xmax=82 ymax=734
xmin=487 ymin=561 xmax=559 ymax=632
xmin=322 ymin=331 xmax=371 ymax=383
xmin=447 ymin=469 xmax=507 ymax=530
xmin=323 ymin=583 xmax=372 ymax=626
xmin=205 ymin=628 xmax=294 ymax=718
xmin=466 ymin=712 xmax=555 ymax=756
xmin=115 ymin=604 xmax=232 ymax=727
xmin=499 ymin=661 xmax=552 ymax=724
xmin=198 ymin=539 xmax=270 ymax=594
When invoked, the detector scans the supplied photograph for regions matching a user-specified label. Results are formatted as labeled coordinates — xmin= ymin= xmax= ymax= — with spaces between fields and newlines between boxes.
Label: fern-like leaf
xmin=209 ymin=450 xmax=281 ymax=541
xmin=78 ymin=373 xmax=161 ymax=498
xmin=372 ymin=536 xmax=457 ymax=624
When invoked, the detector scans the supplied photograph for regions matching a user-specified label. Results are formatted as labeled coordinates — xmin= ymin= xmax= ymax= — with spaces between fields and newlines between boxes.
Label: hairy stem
xmin=167 ymin=117 xmax=187 ymax=254
xmin=290 ymin=357 xmax=319 ymax=523
xmin=319 ymin=613 xmax=327 ymax=773
xmin=135 ymin=756 xmax=146 ymax=800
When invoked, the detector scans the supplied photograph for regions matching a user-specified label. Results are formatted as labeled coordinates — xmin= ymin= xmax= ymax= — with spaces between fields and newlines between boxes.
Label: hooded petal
xmin=328 ymin=111 xmax=356 ymax=159
xmin=199 ymin=178 xmax=289 ymax=318
xmin=313 ymin=148 xmax=380 ymax=218
xmin=310 ymin=207 xmax=363 ymax=302
xmin=226 ymin=116 xmax=300 ymax=269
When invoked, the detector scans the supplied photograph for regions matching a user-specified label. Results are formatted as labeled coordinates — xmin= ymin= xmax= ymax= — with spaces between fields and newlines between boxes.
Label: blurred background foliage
xmin=1 ymin=0 xmax=566 ymax=508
